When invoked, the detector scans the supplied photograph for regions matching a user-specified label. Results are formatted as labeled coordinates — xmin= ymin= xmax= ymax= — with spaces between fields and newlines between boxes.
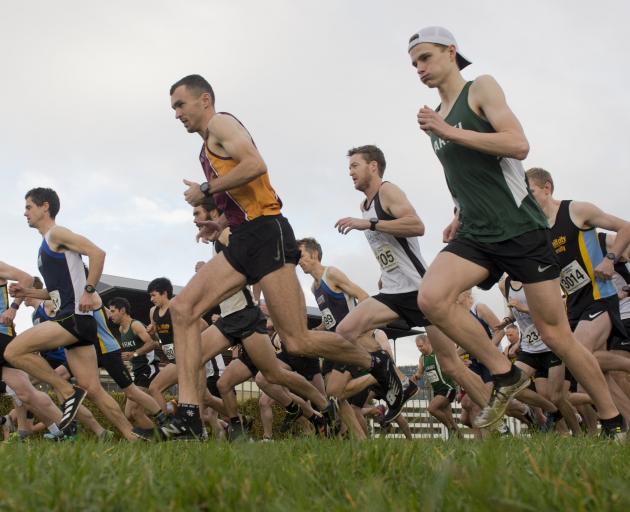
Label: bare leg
xmin=524 ymin=280 xmax=619 ymax=420
xmin=418 ymin=252 xmax=511 ymax=374
xmin=259 ymin=392 xmax=275 ymax=439
xmin=1 ymin=367 xmax=62 ymax=426
xmin=148 ymin=364 xmax=178 ymax=412
xmin=65 ymin=347 xmax=136 ymax=441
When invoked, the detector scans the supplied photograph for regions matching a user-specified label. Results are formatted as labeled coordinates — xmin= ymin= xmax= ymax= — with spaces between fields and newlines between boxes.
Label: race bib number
xmin=560 ymin=260 xmax=590 ymax=295
xmin=374 ymin=245 xmax=398 ymax=272
xmin=162 ymin=343 xmax=176 ymax=362
xmin=522 ymin=324 xmax=543 ymax=349
xmin=425 ymin=369 xmax=439 ymax=383
xmin=321 ymin=308 xmax=336 ymax=330
xmin=48 ymin=290 xmax=61 ymax=317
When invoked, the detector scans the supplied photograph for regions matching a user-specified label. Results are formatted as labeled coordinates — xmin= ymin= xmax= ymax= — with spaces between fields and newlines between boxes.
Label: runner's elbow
xmin=512 ymin=139 xmax=529 ymax=160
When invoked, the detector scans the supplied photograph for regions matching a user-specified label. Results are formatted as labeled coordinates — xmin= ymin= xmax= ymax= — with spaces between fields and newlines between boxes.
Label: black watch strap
xmin=369 ymin=218 xmax=379 ymax=231
xmin=84 ymin=284 xmax=96 ymax=294
xmin=200 ymin=182 xmax=211 ymax=197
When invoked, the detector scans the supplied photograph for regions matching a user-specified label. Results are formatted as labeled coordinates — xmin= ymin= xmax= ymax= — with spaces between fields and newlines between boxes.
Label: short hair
xmin=32 ymin=276 xmax=44 ymax=289
xmin=526 ymin=167 xmax=554 ymax=193
xmin=147 ymin=277 xmax=173 ymax=299
xmin=25 ymin=188 xmax=60 ymax=219
xmin=505 ymin=323 xmax=519 ymax=331
xmin=347 ymin=145 xmax=386 ymax=177
xmin=296 ymin=237 xmax=323 ymax=261
xmin=170 ymin=74 xmax=215 ymax=105
xmin=108 ymin=297 xmax=131 ymax=315
xmin=197 ymin=195 xmax=218 ymax=213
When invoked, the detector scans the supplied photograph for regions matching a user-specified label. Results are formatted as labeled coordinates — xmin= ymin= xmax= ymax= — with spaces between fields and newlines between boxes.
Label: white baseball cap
xmin=408 ymin=26 xmax=472 ymax=70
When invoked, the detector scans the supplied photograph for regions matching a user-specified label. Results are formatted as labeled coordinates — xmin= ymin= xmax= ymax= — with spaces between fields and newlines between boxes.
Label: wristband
xmin=10 ymin=302 xmax=20 ymax=310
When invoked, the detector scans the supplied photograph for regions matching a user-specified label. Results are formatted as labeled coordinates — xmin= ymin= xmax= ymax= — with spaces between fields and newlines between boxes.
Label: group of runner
xmin=1 ymin=25 xmax=629 ymax=442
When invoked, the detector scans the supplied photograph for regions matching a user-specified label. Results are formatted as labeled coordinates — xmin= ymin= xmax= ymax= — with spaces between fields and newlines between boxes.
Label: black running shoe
xmin=321 ymin=397 xmax=341 ymax=437
xmin=132 ymin=426 xmax=160 ymax=441
xmin=600 ymin=416 xmax=628 ymax=442
xmin=309 ymin=413 xmax=328 ymax=437
xmin=279 ymin=405 xmax=303 ymax=434
xmin=158 ymin=416 xmax=202 ymax=441
xmin=59 ymin=386 xmax=87 ymax=430
xmin=227 ymin=420 xmax=251 ymax=443
xmin=370 ymin=351 xmax=403 ymax=425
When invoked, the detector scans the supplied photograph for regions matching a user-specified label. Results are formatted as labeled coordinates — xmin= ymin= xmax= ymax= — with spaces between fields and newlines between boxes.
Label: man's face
xmin=171 ymin=85 xmax=209 ymax=133
xmin=505 ymin=327 xmax=520 ymax=344
xmin=193 ymin=206 xmax=209 ymax=224
xmin=527 ymin=179 xmax=548 ymax=207
xmin=348 ymin=154 xmax=375 ymax=192
xmin=149 ymin=291 xmax=168 ymax=307
xmin=416 ymin=336 xmax=431 ymax=355
xmin=409 ymin=43 xmax=453 ymax=88
xmin=108 ymin=306 xmax=123 ymax=324
xmin=24 ymin=197 xmax=47 ymax=228
xmin=298 ymin=246 xmax=318 ymax=274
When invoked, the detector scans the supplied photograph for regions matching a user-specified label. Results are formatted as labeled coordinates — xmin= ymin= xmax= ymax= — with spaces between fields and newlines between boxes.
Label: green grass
xmin=1 ymin=436 xmax=629 ymax=511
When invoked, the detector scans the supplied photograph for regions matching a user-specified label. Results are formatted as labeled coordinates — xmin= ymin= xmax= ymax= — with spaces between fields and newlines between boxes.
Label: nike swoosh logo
xmin=538 ymin=265 xmax=552 ymax=272
xmin=588 ymin=312 xmax=603 ymax=320
xmin=273 ymin=241 xmax=281 ymax=262
xmin=619 ymin=341 xmax=630 ymax=346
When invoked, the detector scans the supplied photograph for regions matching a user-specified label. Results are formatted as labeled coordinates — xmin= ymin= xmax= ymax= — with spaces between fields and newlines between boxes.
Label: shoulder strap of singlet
xmin=503 ymin=277 xmax=512 ymax=300
xmin=374 ymin=183 xmax=396 ymax=221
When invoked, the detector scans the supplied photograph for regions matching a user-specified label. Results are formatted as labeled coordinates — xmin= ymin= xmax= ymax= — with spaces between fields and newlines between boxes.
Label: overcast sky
xmin=2 ymin=1 xmax=629 ymax=366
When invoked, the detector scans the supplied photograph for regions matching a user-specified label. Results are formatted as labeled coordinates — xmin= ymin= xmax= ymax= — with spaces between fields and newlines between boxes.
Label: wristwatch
xmin=133 ymin=352 xmax=139 ymax=358
xmin=10 ymin=302 xmax=19 ymax=310
xmin=200 ymin=181 xmax=212 ymax=197
xmin=369 ymin=217 xmax=379 ymax=231
xmin=84 ymin=284 xmax=96 ymax=294
xmin=605 ymin=252 xmax=617 ymax=263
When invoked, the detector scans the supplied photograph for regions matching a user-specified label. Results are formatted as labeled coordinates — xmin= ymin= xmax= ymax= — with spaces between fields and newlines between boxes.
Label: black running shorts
xmin=516 ymin=350 xmax=562 ymax=379
xmin=442 ymin=229 xmax=560 ymax=290
xmin=0 ymin=333 xmax=14 ymax=368
xmin=133 ymin=363 xmax=160 ymax=388
xmin=214 ymin=306 xmax=267 ymax=346
xmin=222 ymin=215 xmax=301 ymax=285
xmin=98 ymin=350 xmax=133 ymax=389
xmin=277 ymin=351 xmax=321 ymax=381
xmin=57 ymin=314 xmax=99 ymax=349
xmin=372 ymin=291 xmax=431 ymax=328
xmin=434 ymin=387 xmax=457 ymax=403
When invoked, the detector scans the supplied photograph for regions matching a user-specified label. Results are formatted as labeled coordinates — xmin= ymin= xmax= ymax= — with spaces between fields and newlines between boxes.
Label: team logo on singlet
xmin=433 ymin=121 xmax=463 ymax=153
xmin=552 ymin=235 xmax=567 ymax=254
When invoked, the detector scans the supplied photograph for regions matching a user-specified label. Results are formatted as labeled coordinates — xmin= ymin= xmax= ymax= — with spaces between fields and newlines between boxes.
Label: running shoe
xmin=473 ymin=368 xmax=529 ymax=429
xmin=59 ymin=386 xmax=87 ymax=430
xmin=370 ymin=350 xmax=403 ymax=425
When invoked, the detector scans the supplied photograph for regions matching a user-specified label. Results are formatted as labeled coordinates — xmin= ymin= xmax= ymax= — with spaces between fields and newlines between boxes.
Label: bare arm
xmin=419 ymin=75 xmax=529 ymax=160
xmin=377 ymin=182 xmax=426 ymax=237
xmin=326 ymin=266 xmax=369 ymax=302
xmin=131 ymin=320 xmax=159 ymax=355
xmin=206 ymin=114 xmax=268 ymax=193
xmin=0 ymin=262 xmax=34 ymax=324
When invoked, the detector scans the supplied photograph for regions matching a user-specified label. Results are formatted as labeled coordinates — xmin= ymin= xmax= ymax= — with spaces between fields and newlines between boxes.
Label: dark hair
xmin=347 ymin=145 xmax=386 ymax=177
xmin=297 ymin=237 xmax=323 ymax=261
xmin=170 ymin=74 xmax=215 ymax=105
xmin=147 ymin=277 xmax=173 ymax=299
xmin=32 ymin=276 xmax=44 ymax=289
xmin=25 ymin=188 xmax=60 ymax=219
xmin=198 ymin=195 xmax=218 ymax=213
xmin=108 ymin=297 xmax=131 ymax=315
xmin=525 ymin=167 xmax=554 ymax=193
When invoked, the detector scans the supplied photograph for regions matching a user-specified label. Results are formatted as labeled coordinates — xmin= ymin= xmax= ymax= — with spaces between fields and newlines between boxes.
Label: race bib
xmin=321 ymin=308 xmax=336 ymax=330
xmin=374 ymin=244 xmax=398 ymax=272
xmin=560 ymin=260 xmax=590 ymax=295
xmin=162 ymin=343 xmax=176 ymax=362
xmin=521 ymin=323 xmax=543 ymax=349
xmin=48 ymin=290 xmax=61 ymax=317
xmin=425 ymin=369 xmax=439 ymax=383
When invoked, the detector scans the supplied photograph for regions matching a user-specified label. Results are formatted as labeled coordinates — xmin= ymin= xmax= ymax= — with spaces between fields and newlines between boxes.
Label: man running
xmin=335 ymin=144 xmax=488 ymax=424
xmin=408 ymin=26 xmax=624 ymax=436
xmin=6 ymin=188 xmax=138 ymax=439
xmin=527 ymin=167 xmax=630 ymax=420
xmin=163 ymin=75 xmax=402 ymax=438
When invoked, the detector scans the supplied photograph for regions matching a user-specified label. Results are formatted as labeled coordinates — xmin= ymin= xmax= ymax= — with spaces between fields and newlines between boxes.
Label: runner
xmin=408 ymin=27 xmax=624 ymax=436
xmin=413 ymin=334 xmax=460 ymax=438
xmin=335 ymin=144 xmax=489 ymax=424
xmin=162 ymin=75 xmax=401 ymax=438
xmin=527 ymin=167 xmax=630 ymax=421
xmin=6 ymin=188 xmax=138 ymax=440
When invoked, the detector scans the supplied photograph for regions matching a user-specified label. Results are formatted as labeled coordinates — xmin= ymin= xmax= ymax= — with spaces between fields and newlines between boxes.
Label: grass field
xmin=1 ymin=436 xmax=629 ymax=511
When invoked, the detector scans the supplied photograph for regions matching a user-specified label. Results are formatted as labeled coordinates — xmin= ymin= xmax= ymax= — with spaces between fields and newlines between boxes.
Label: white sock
xmin=48 ymin=424 xmax=62 ymax=436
